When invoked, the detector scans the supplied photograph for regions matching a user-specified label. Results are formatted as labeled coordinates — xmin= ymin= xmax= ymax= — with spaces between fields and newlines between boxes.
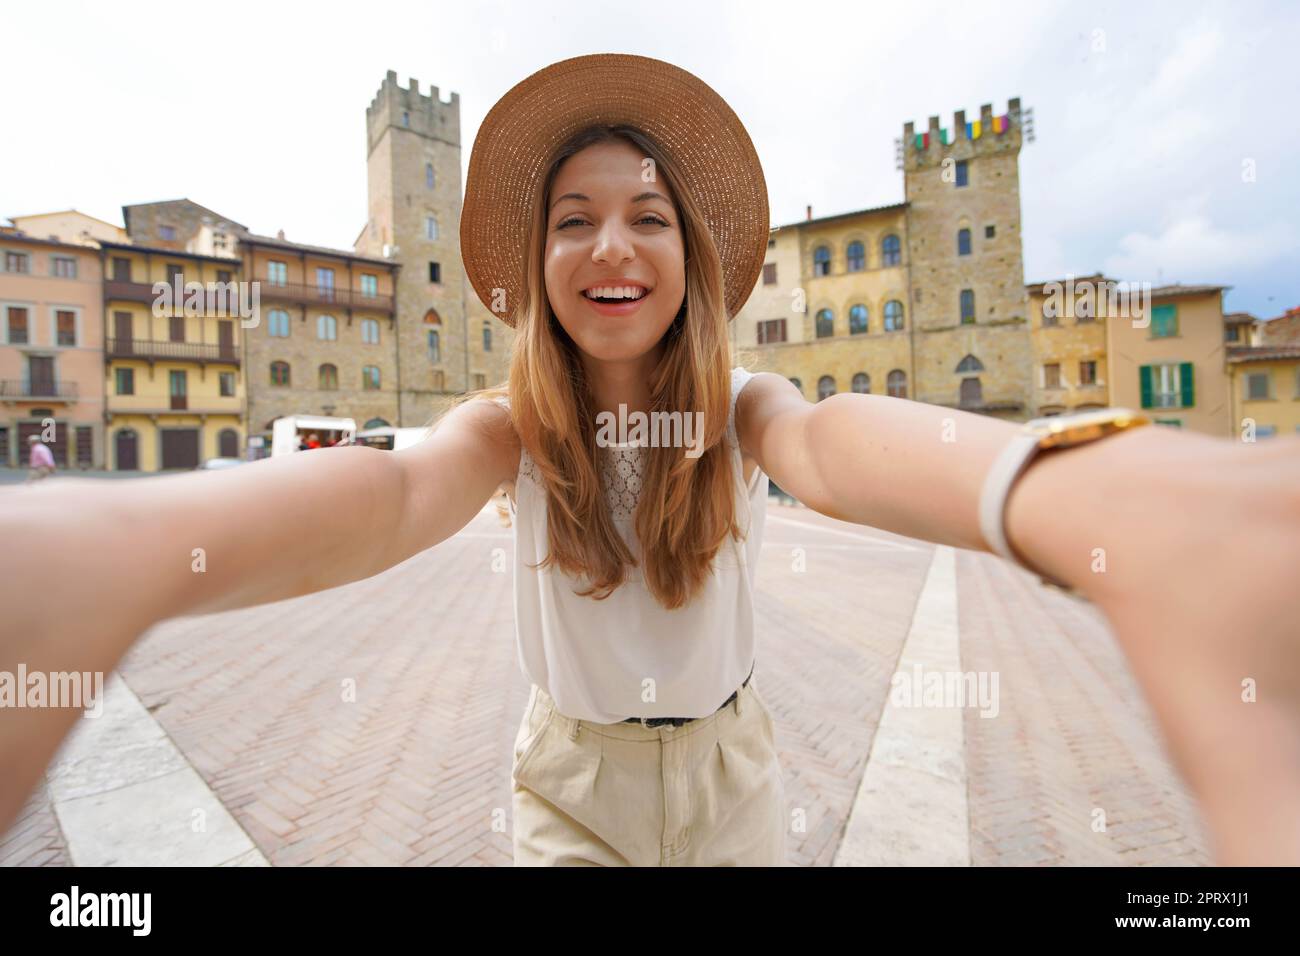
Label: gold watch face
xmin=1025 ymin=408 xmax=1152 ymax=450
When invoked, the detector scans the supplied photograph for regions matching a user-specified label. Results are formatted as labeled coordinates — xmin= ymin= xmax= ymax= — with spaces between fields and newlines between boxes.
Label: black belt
xmin=622 ymin=665 xmax=754 ymax=728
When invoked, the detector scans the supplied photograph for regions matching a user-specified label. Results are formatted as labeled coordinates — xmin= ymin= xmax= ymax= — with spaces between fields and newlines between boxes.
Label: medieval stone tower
xmin=902 ymin=99 xmax=1032 ymax=417
xmin=361 ymin=71 xmax=512 ymax=426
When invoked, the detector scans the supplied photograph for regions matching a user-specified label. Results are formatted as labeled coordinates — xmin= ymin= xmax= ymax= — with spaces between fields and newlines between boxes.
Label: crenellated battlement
xmin=366 ymin=69 xmax=461 ymax=154
xmin=902 ymin=98 xmax=1022 ymax=169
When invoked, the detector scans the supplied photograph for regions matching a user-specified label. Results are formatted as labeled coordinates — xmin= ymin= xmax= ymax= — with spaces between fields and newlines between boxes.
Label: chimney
xmin=276 ymin=229 xmax=285 ymax=240
xmin=806 ymin=205 xmax=813 ymax=221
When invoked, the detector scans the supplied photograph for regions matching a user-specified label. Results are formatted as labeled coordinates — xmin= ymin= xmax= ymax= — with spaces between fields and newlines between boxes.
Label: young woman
xmin=2 ymin=54 xmax=1299 ymax=865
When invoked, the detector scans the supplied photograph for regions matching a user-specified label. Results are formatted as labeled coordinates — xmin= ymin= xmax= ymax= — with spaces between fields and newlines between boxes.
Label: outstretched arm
xmin=0 ymin=398 xmax=516 ymax=832
xmin=737 ymin=372 xmax=1300 ymax=864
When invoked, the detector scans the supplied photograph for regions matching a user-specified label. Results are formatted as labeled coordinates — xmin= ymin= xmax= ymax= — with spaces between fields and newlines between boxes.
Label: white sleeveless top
xmin=497 ymin=366 xmax=767 ymax=723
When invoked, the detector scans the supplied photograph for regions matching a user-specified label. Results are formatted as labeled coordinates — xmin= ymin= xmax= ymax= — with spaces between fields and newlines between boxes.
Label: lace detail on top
xmin=518 ymin=443 xmax=542 ymax=486
xmin=515 ymin=444 xmax=645 ymax=521
xmin=505 ymin=367 xmax=751 ymax=522
xmin=600 ymin=445 xmax=646 ymax=521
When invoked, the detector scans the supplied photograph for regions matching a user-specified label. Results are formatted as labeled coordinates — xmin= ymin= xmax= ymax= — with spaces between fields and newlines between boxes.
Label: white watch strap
xmin=978 ymin=430 xmax=1045 ymax=567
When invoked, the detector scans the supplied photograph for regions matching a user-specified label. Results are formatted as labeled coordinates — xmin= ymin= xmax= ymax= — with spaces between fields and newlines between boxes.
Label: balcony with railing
xmin=104 ymin=398 xmax=243 ymax=419
xmin=107 ymin=338 xmax=240 ymax=365
xmin=0 ymin=380 xmax=79 ymax=402
xmin=257 ymin=281 xmax=395 ymax=314
xmin=103 ymin=280 xmax=160 ymax=304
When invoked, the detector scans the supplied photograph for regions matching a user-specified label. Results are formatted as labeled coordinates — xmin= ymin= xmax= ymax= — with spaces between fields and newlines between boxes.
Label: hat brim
xmin=460 ymin=53 xmax=769 ymax=329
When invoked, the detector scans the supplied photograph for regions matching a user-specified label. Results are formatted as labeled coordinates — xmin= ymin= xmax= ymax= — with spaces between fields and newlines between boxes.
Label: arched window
xmin=218 ymin=428 xmax=239 ymax=458
xmin=815 ymin=308 xmax=834 ymax=338
xmin=361 ymin=318 xmax=379 ymax=344
xmin=881 ymin=234 xmax=901 ymax=266
xmin=846 ymin=241 xmax=865 ymax=272
xmin=364 ymin=417 xmax=391 ymax=429
xmin=851 ymin=372 xmax=870 ymax=394
xmin=319 ymin=363 xmax=338 ymax=390
xmin=424 ymin=308 xmax=441 ymax=325
xmin=884 ymin=299 xmax=905 ymax=331
xmin=425 ymin=162 xmax=435 ymax=189
xmin=957 ymin=228 xmax=972 ymax=256
xmin=960 ymin=378 xmax=983 ymax=407
xmin=887 ymin=369 xmax=907 ymax=399
xmin=789 ymin=377 xmax=802 ymax=392
xmin=482 ymin=321 xmax=492 ymax=352
xmin=849 ymin=304 xmax=869 ymax=335
xmin=955 ymin=354 xmax=984 ymax=373
xmin=427 ymin=329 xmax=440 ymax=363
xmin=270 ymin=361 xmax=290 ymax=386
xmin=813 ymin=246 xmax=831 ymax=277
xmin=425 ymin=215 xmax=438 ymax=240
xmin=316 ymin=314 xmax=337 ymax=340
xmin=361 ymin=365 xmax=380 ymax=390
xmin=267 ymin=309 xmax=290 ymax=337
xmin=817 ymin=375 xmax=836 ymax=401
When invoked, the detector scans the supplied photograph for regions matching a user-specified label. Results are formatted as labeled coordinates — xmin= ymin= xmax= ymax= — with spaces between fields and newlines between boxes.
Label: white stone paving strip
xmin=44 ymin=671 xmax=269 ymax=866
xmin=833 ymin=544 xmax=971 ymax=866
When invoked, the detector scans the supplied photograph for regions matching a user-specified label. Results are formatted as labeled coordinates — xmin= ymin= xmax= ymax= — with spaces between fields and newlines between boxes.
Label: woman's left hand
xmin=1005 ymin=426 xmax=1300 ymax=864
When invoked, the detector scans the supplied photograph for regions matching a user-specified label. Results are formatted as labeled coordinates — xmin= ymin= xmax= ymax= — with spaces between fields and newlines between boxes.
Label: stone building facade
xmin=239 ymin=234 xmax=401 ymax=442
xmin=357 ymin=72 xmax=513 ymax=428
xmin=122 ymin=199 xmax=246 ymax=256
xmin=735 ymin=100 xmax=1032 ymax=421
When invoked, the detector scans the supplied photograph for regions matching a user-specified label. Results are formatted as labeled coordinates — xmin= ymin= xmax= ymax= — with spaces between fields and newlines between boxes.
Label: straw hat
xmin=460 ymin=53 xmax=770 ymax=328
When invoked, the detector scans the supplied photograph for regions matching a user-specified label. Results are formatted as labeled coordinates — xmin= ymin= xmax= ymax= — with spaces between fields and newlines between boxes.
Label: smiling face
xmin=543 ymin=138 xmax=687 ymax=365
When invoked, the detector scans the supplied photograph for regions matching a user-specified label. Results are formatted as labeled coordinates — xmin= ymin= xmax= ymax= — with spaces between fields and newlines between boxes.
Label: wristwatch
xmin=977 ymin=408 xmax=1152 ymax=592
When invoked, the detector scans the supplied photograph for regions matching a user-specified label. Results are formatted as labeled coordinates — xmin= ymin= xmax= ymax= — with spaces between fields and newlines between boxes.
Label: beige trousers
xmin=511 ymin=677 xmax=787 ymax=866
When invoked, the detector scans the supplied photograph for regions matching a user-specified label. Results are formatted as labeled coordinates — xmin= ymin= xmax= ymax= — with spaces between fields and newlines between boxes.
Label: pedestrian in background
xmin=25 ymin=435 xmax=55 ymax=483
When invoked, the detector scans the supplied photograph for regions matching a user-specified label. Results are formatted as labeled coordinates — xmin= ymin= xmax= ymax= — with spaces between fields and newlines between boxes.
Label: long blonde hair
xmin=443 ymin=124 xmax=745 ymax=610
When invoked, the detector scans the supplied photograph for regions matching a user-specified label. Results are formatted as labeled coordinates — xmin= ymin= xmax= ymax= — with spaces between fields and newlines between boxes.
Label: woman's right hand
xmin=0 ymin=396 xmax=517 ymax=835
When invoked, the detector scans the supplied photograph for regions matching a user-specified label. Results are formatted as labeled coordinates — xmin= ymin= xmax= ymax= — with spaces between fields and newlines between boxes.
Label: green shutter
xmin=1139 ymin=365 xmax=1153 ymax=408
xmin=1179 ymin=362 xmax=1194 ymax=407
xmin=1152 ymin=303 xmax=1177 ymax=337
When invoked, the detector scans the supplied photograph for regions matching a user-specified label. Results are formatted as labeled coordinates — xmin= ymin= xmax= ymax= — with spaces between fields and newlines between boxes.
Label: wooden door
xmin=115 ymin=429 xmax=138 ymax=470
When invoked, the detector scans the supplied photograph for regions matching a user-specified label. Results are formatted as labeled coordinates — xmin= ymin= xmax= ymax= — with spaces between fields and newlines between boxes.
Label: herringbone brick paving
xmin=0 ymin=500 xmax=1211 ymax=866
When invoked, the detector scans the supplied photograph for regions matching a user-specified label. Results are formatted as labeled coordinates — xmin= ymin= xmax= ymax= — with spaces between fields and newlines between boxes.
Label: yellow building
xmin=734 ymin=98 xmax=1035 ymax=419
xmin=734 ymin=203 xmax=914 ymax=402
xmin=1026 ymin=274 xmax=1111 ymax=415
xmin=100 ymin=241 xmax=245 ymax=470
xmin=1227 ymin=304 xmax=1300 ymax=439
xmin=1106 ymin=284 xmax=1233 ymax=435
xmin=7 ymin=209 xmax=126 ymax=247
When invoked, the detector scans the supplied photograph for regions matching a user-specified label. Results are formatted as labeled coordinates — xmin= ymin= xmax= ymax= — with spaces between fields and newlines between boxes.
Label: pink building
xmin=0 ymin=230 xmax=105 ymax=468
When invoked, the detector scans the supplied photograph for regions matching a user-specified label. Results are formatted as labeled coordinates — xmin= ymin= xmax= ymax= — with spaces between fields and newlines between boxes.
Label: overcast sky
xmin=3 ymin=0 xmax=1296 ymax=317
